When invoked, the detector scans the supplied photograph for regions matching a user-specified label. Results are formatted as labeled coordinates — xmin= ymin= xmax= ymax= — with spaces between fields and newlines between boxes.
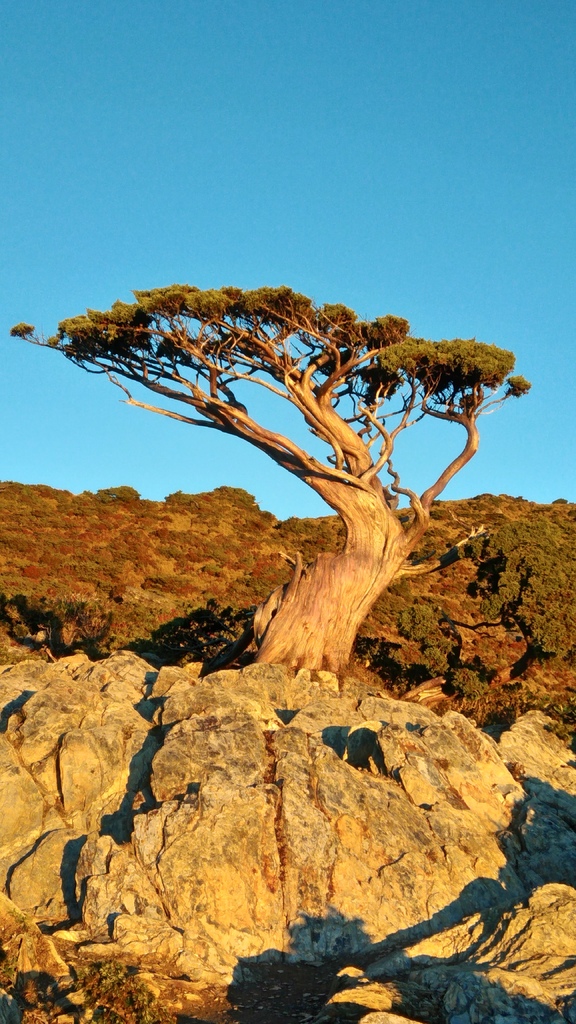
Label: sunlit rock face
xmin=1 ymin=651 xmax=576 ymax=1020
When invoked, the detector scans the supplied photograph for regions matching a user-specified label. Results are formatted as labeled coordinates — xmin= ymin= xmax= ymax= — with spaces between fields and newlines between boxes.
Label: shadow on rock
xmin=222 ymin=776 xmax=576 ymax=1023
xmin=60 ymin=834 xmax=87 ymax=920
xmin=225 ymin=911 xmax=372 ymax=1024
xmin=100 ymin=725 xmax=163 ymax=843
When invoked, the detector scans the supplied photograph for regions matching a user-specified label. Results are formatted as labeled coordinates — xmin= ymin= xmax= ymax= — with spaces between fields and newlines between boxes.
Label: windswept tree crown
xmin=12 ymin=284 xmax=530 ymax=521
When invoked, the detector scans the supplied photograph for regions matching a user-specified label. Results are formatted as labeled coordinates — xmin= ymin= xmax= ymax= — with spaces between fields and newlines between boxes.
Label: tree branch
xmin=419 ymin=412 xmax=480 ymax=510
xmin=395 ymin=524 xmax=487 ymax=578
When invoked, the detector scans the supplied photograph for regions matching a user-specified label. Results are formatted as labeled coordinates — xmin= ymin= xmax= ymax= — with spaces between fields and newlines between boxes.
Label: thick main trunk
xmin=254 ymin=487 xmax=412 ymax=673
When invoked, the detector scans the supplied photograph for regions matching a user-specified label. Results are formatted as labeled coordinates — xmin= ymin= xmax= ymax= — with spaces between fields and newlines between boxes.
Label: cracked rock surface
xmin=0 ymin=652 xmax=575 ymax=1022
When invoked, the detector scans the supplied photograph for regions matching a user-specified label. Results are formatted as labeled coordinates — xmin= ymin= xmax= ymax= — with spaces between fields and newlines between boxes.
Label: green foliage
xmin=164 ymin=489 xmax=196 ymax=508
xmin=377 ymin=337 xmax=528 ymax=408
xmin=0 ymin=944 xmax=16 ymax=988
xmin=96 ymin=486 xmax=141 ymax=504
xmin=506 ymin=375 xmax=532 ymax=397
xmin=79 ymin=960 xmax=173 ymax=1024
xmin=9 ymin=322 xmax=34 ymax=339
xmin=142 ymin=599 xmax=253 ymax=664
xmin=470 ymin=519 xmax=576 ymax=664
xmin=354 ymin=635 xmax=405 ymax=683
xmin=14 ymin=286 xmax=528 ymax=439
xmin=55 ymin=594 xmax=112 ymax=650
xmin=0 ymin=591 xmax=111 ymax=656
xmin=397 ymin=603 xmax=458 ymax=677
xmin=448 ymin=665 xmax=489 ymax=699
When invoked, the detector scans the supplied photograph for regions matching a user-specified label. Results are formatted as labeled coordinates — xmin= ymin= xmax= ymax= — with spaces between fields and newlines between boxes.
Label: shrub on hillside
xmin=79 ymin=960 xmax=173 ymax=1024
xmin=140 ymin=599 xmax=254 ymax=665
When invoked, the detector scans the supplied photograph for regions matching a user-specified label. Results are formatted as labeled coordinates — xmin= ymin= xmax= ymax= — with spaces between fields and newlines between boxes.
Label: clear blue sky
xmin=1 ymin=0 xmax=574 ymax=518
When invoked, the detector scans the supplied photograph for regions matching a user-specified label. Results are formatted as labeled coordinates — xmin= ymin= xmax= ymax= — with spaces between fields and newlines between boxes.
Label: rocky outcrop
xmin=319 ymin=881 xmax=576 ymax=1022
xmin=0 ymin=651 xmax=575 ymax=1022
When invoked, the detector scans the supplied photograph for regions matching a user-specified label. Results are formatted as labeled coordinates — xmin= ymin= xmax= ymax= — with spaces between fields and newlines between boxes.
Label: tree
xmin=468 ymin=519 xmax=576 ymax=681
xmin=11 ymin=285 xmax=530 ymax=673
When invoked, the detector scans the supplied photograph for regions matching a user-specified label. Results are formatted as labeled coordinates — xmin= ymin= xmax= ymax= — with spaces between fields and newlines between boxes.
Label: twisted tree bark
xmin=253 ymin=484 xmax=412 ymax=673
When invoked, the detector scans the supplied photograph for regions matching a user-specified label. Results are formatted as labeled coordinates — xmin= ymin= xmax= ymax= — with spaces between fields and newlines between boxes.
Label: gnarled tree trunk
xmin=253 ymin=483 xmax=417 ymax=673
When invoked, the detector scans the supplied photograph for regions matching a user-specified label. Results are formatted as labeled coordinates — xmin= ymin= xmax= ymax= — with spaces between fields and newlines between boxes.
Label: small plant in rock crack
xmin=0 ymin=944 xmax=17 ymax=988
xmin=79 ymin=960 xmax=174 ymax=1024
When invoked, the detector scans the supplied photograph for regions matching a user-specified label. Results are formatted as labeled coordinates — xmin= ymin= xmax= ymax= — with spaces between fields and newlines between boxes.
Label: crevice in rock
xmin=5 ymin=830 xmax=53 ymax=897
xmin=325 ymin=858 xmax=336 ymax=904
xmin=264 ymin=732 xmax=287 ymax=921
xmin=306 ymin=737 xmax=333 ymax=826
xmin=262 ymin=730 xmax=279 ymax=786
xmin=54 ymin=735 xmax=65 ymax=812
xmin=137 ymin=842 xmax=181 ymax=927
xmin=271 ymin=785 xmax=287 ymax=911
xmin=377 ymin=851 xmax=407 ymax=877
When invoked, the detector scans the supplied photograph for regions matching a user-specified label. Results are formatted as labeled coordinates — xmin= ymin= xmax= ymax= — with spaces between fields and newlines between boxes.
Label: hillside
xmin=0 ymin=481 xmax=575 ymax=729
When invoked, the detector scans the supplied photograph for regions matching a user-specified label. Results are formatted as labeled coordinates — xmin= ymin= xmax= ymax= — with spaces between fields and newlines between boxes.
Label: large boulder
xmin=1 ymin=651 xmax=576 ymax=1022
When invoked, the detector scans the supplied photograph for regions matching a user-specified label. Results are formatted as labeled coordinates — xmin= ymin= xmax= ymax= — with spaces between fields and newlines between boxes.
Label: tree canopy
xmin=11 ymin=285 xmax=529 ymax=519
